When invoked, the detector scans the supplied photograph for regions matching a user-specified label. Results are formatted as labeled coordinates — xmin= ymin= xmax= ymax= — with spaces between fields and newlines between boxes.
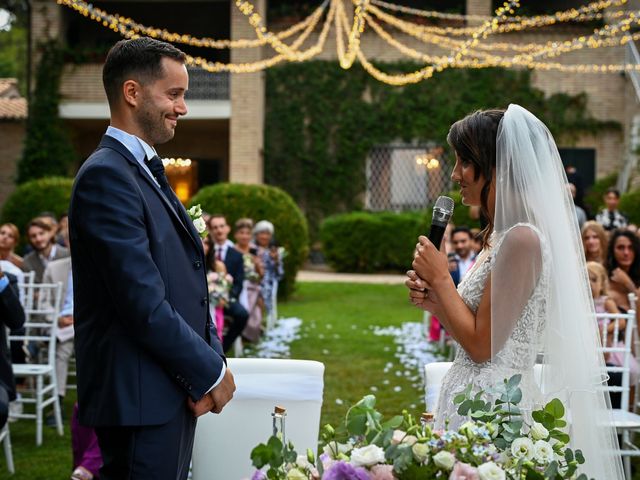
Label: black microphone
xmin=428 ymin=196 xmax=455 ymax=249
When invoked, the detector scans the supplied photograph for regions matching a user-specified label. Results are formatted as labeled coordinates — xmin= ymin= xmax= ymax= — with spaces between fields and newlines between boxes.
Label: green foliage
xmin=320 ymin=210 xmax=431 ymax=273
xmin=620 ymin=188 xmax=640 ymax=225
xmin=189 ymin=183 xmax=309 ymax=298
xmin=583 ymin=172 xmax=618 ymax=215
xmin=0 ymin=23 xmax=27 ymax=91
xmin=265 ymin=62 xmax=620 ymax=238
xmin=0 ymin=176 xmax=73 ymax=243
xmin=18 ymin=41 xmax=78 ymax=183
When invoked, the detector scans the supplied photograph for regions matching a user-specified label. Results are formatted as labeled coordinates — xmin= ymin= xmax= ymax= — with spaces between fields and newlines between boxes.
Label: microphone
xmin=428 ymin=196 xmax=455 ymax=249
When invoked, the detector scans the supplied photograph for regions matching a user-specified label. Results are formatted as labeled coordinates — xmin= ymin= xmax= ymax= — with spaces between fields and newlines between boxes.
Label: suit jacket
xmin=69 ymin=135 xmax=225 ymax=427
xmin=42 ymin=257 xmax=71 ymax=293
xmin=23 ymin=245 xmax=69 ymax=283
xmin=0 ymin=273 xmax=26 ymax=401
xmin=224 ymin=247 xmax=245 ymax=302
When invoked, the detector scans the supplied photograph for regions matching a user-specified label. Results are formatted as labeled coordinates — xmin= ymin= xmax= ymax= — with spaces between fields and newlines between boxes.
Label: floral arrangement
xmin=244 ymin=252 xmax=262 ymax=283
xmin=187 ymin=204 xmax=208 ymax=239
xmin=249 ymin=375 xmax=589 ymax=480
xmin=206 ymin=270 xmax=232 ymax=307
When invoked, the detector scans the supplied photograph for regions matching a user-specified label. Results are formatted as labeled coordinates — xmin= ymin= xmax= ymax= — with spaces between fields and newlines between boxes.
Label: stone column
xmin=229 ymin=0 xmax=265 ymax=184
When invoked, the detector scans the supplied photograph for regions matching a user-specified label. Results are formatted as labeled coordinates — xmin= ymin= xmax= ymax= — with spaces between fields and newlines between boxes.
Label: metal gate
xmin=365 ymin=143 xmax=453 ymax=212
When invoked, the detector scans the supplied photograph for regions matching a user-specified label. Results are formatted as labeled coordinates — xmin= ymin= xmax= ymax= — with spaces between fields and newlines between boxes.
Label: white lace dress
xmin=434 ymin=224 xmax=550 ymax=430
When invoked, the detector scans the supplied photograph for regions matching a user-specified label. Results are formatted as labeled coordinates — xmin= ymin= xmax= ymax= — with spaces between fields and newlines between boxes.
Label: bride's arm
xmin=409 ymin=226 xmax=542 ymax=363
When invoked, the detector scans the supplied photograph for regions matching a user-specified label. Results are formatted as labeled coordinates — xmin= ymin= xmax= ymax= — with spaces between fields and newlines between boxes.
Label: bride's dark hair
xmin=446 ymin=108 xmax=505 ymax=245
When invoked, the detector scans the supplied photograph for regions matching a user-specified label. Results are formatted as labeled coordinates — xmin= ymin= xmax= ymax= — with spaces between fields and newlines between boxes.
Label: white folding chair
xmin=596 ymin=302 xmax=640 ymax=480
xmin=192 ymin=358 xmax=324 ymax=480
xmin=9 ymin=282 xmax=64 ymax=446
xmin=424 ymin=361 xmax=453 ymax=413
xmin=0 ymin=424 xmax=14 ymax=474
xmin=266 ymin=280 xmax=279 ymax=331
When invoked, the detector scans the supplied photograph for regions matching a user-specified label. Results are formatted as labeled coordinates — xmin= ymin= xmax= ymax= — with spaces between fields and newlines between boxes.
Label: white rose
xmin=411 ymin=443 xmax=430 ymax=464
xmin=433 ymin=451 xmax=456 ymax=471
xmin=459 ymin=421 xmax=477 ymax=440
xmin=349 ymin=445 xmax=386 ymax=467
xmin=286 ymin=468 xmax=308 ymax=480
xmin=478 ymin=462 xmax=506 ymax=480
xmin=534 ymin=440 xmax=554 ymax=464
xmin=530 ymin=423 xmax=549 ymax=441
xmin=296 ymin=454 xmax=311 ymax=469
xmin=511 ymin=438 xmax=535 ymax=461
xmin=392 ymin=429 xmax=418 ymax=446
xmin=322 ymin=442 xmax=352 ymax=459
xmin=193 ymin=216 xmax=207 ymax=234
xmin=188 ymin=204 xmax=202 ymax=217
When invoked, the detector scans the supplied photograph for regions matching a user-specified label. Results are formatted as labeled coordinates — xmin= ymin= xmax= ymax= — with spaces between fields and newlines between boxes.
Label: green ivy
xmin=18 ymin=41 xmax=77 ymax=183
xmin=264 ymin=62 xmax=621 ymax=239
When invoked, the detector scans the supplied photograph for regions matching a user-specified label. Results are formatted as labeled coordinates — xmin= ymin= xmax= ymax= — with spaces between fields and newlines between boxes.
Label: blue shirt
xmin=105 ymin=126 xmax=159 ymax=186
xmin=0 ymin=275 xmax=8 ymax=293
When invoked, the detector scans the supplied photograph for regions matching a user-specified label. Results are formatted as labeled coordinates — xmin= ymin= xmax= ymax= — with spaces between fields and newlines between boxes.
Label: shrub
xmin=583 ymin=172 xmax=617 ymax=216
xmin=190 ymin=183 xmax=309 ymax=299
xmin=320 ymin=211 xmax=432 ymax=273
xmin=620 ymin=188 xmax=640 ymax=225
xmin=0 ymin=176 xmax=74 ymax=245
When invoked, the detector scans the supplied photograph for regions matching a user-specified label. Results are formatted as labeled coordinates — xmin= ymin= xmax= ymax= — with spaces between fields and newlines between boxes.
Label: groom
xmin=69 ymin=38 xmax=235 ymax=479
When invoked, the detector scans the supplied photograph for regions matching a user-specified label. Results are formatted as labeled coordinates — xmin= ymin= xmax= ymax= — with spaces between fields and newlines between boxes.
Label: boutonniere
xmin=187 ymin=204 xmax=208 ymax=239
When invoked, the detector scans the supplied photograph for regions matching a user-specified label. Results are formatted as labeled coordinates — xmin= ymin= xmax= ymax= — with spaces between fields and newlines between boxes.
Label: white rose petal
xmin=296 ymin=454 xmax=311 ymax=469
xmin=349 ymin=445 xmax=386 ymax=467
xmin=433 ymin=450 xmax=456 ymax=471
xmin=534 ymin=440 xmax=554 ymax=464
xmin=411 ymin=443 xmax=430 ymax=464
xmin=530 ymin=422 xmax=549 ymax=441
xmin=193 ymin=217 xmax=206 ymax=233
xmin=511 ymin=437 xmax=535 ymax=461
xmin=322 ymin=442 xmax=352 ymax=459
xmin=478 ymin=461 xmax=506 ymax=480
xmin=286 ymin=468 xmax=307 ymax=480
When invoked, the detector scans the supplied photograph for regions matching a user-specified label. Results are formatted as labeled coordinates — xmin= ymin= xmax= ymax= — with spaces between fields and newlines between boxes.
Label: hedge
xmin=189 ymin=183 xmax=309 ymax=299
xmin=0 ymin=176 xmax=74 ymax=245
xmin=620 ymin=188 xmax=640 ymax=225
xmin=320 ymin=211 xmax=432 ymax=273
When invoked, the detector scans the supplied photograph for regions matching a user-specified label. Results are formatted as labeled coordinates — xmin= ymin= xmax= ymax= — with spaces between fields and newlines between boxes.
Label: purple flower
xmin=323 ymin=461 xmax=370 ymax=480
xmin=251 ymin=470 xmax=267 ymax=480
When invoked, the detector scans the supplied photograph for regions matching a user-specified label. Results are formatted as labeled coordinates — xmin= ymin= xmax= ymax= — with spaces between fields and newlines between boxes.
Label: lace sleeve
xmin=490 ymin=224 xmax=542 ymax=358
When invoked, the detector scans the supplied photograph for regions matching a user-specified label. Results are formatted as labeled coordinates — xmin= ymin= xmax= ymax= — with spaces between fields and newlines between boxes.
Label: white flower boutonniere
xmin=187 ymin=204 xmax=208 ymax=239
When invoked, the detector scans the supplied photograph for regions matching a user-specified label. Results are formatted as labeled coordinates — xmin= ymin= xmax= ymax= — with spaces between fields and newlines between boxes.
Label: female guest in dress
xmin=582 ymin=220 xmax=608 ymax=265
xmin=233 ymin=219 xmax=264 ymax=342
xmin=0 ymin=223 xmax=24 ymax=270
xmin=607 ymin=229 xmax=640 ymax=319
xmin=253 ymin=221 xmax=284 ymax=321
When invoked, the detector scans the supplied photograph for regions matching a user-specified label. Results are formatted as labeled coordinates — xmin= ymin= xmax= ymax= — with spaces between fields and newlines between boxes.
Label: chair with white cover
xmin=0 ymin=424 xmax=14 ymax=474
xmin=9 ymin=282 xmax=64 ymax=445
xmin=192 ymin=358 xmax=324 ymax=480
xmin=597 ymin=301 xmax=640 ymax=480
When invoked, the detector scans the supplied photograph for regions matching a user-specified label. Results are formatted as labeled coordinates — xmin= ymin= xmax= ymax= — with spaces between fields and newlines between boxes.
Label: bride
xmin=406 ymin=105 xmax=624 ymax=479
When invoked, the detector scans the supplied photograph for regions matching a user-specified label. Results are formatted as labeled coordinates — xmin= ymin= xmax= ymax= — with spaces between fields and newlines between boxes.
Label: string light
xmin=163 ymin=158 xmax=192 ymax=168
xmin=58 ymin=0 xmax=640 ymax=86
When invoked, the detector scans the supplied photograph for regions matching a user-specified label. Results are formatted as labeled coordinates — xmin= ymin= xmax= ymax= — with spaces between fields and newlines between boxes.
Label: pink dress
xmin=595 ymin=295 xmax=639 ymax=385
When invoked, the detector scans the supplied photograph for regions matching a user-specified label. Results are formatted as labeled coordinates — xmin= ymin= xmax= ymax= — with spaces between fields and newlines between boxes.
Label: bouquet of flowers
xmin=244 ymin=253 xmax=262 ymax=283
xmin=249 ymin=375 xmax=589 ymax=480
xmin=206 ymin=270 xmax=232 ymax=308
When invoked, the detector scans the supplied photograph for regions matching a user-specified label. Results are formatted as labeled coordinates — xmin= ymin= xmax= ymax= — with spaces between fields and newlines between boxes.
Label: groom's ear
xmin=122 ymin=79 xmax=142 ymax=108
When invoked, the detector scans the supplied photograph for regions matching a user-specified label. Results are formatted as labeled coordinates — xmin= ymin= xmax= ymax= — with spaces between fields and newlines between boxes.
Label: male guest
xmin=23 ymin=217 xmax=69 ymax=283
xmin=450 ymin=226 xmax=476 ymax=284
xmin=208 ymin=214 xmax=249 ymax=352
xmin=596 ymin=188 xmax=628 ymax=232
xmin=0 ymin=266 xmax=25 ymax=428
xmin=69 ymin=38 xmax=234 ymax=480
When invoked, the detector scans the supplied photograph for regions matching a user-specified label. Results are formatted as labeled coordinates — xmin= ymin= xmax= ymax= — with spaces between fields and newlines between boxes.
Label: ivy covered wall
xmin=264 ymin=61 xmax=620 ymax=238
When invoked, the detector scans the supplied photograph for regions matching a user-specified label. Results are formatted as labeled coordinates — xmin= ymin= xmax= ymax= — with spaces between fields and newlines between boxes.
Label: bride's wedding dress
xmin=434 ymin=223 xmax=549 ymax=430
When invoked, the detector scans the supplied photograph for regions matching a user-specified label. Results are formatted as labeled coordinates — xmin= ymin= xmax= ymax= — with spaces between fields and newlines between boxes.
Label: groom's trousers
xmin=95 ymin=403 xmax=196 ymax=480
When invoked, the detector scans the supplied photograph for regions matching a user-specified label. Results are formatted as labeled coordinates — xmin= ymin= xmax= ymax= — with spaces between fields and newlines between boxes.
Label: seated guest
xmin=57 ymin=213 xmax=70 ymax=249
xmin=606 ymin=229 xmax=640 ymax=316
xmin=582 ymin=221 xmax=608 ymax=265
xmin=23 ymin=217 xmax=69 ymax=283
xmin=0 ymin=223 xmax=24 ymax=270
xmin=253 ymin=221 xmax=284 ymax=319
xmin=43 ymin=255 xmax=74 ymax=424
xmin=450 ymin=226 xmax=476 ymax=283
xmin=0 ymin=265 xmax=26 ymax=429
xmin=596 ymin=188 xmax=628 ymax=232
xmin=234 ymin=218 xmax=264 ymax=343
xmin=207 ymin=214 xmax=248 ymax=352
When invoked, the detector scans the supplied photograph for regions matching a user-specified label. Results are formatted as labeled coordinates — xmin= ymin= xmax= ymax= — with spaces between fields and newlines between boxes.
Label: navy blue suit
xmin=69 ymin=135 xmax=225 ymax=478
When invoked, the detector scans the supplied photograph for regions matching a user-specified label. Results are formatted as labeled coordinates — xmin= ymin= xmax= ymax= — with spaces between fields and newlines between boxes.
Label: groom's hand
xmin=209 ymin=368 xmax=236 ymax=414
xmin=188 ymin=391 xmax=216 ymax=417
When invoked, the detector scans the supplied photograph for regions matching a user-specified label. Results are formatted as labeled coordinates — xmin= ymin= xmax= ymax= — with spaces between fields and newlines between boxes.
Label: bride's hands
xmin=411 ymin=235 xmax=450 ymax=288
xmin=406 ymin=270 xmax=442 ymax=313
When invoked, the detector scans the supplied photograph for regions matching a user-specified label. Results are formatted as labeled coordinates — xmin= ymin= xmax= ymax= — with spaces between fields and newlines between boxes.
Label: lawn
xmin=1 ymin=282 xmax=425 ymax=479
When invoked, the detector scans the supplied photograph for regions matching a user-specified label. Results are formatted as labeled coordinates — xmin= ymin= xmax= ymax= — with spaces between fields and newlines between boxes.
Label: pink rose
xmin=370 ymin=464 xmax=396 ymax=480
xmin=449 ymin=462 xmax=479 ymax=480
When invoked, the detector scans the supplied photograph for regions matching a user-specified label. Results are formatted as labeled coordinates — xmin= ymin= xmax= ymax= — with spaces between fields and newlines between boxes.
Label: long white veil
xmin=491 ymin=104 xmax=624 ymax=479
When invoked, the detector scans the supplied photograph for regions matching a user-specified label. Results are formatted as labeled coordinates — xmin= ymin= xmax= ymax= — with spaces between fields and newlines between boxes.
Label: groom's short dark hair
xmin=103 ymin=37 xmax=186 ymax=107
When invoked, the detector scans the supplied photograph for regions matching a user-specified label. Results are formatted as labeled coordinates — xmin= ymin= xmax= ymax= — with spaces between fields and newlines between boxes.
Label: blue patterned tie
xmin=146 ymin=155 xmax=180 ymax=211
